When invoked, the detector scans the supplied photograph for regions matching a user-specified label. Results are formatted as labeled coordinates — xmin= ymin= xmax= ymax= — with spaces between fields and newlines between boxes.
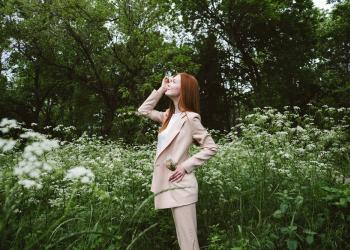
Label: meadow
xmin=1 ymin=104 xmax=349 ymax=250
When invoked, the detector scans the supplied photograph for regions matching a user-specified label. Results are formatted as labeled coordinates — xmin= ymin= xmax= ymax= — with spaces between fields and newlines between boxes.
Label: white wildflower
xmin=0 ymin=138 xmax=17 ymax=152
xmin=268 ymin=159 xmax=276 ymax=167
xmin=18 ymin=179 xmax=42 ymax=189
xmin=282 ymin=152 xmax=291 ymax=159
xmin=64 ymin=166 xmax=95 ymax=184
xmin=13 ymin=136 xmax=60 ymax=189
xmin=20 ymin=131 xmax=47 ymax=140
xmin=296 ymin=148 xmax=305 ymax=154
xmin=296 ymin=125 xmax=305 ymax=132
xmin=306 ymin=144 xmax=316 ymax=150
xmin=276 ymin=131 xmax=288 ymax=137
xmin=0 ymin=118 xmax=21 ymax=134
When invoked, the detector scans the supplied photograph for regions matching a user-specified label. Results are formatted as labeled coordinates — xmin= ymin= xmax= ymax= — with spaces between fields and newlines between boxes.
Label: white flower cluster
xmin=0 ymin=118 xmax=22 ymax=152
xmin=20 ymin=131 xmax=47 ymax=140
xmin=0 ymin=138 xmax=17 ymax=152
xmin=13 ymin=137 xmax=60 ymax=189
xmin=64 ymin=166 xmax=95 ymax=184
xmin=0 ymin=118 xmax=22 ymax=134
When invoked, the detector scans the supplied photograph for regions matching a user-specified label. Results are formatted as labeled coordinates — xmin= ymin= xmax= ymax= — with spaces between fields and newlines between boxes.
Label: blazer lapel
xmin=154 ymin=112 xmax=187 ymax=162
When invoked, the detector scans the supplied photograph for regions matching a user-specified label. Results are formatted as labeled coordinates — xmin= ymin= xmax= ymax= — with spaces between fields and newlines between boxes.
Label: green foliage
xmin=0 ymin=0 xmax=199 ymax=138
xmin=1 ymin=105 xmax=349 ymax=249
xmin=322 ymin=185 xmax=350 ymax=209
xmin=316 ymin=0 xmax=350 ymax=106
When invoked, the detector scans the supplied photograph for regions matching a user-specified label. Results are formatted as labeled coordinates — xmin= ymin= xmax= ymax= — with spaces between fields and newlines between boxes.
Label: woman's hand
xmin=159 ymin=75 xmax=171 ymax=94
xmin=168 ymin=164 xmax=187 ymax=182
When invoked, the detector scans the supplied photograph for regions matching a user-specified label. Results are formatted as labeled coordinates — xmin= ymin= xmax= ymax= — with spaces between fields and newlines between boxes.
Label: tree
xmin=1 ymin=0 xmax=198 ymax=138
xmin=161 ymin=0 xmax=322 ymax=110
xmin=316 ymin=0 xmax=350 ymax=106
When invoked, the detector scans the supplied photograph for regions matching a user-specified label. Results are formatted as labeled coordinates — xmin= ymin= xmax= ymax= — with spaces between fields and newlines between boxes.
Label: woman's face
xmin=165 ymin=74 xmax=181 ymax=97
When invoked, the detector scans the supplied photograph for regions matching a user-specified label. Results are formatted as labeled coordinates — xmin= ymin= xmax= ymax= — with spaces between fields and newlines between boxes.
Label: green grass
xmin=1 ymin=105 xmax=349 ymax=249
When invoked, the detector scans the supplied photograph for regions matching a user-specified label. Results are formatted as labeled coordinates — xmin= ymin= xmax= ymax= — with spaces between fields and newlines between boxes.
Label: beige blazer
xmin=137 ymin=88 xmax=219 ymax=209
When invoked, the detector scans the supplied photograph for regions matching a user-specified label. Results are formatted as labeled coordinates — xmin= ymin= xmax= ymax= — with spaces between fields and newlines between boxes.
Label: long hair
xmin=159 ymin=72 xmax=200 ymax=145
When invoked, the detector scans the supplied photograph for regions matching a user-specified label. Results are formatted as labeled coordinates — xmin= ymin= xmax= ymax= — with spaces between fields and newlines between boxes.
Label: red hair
xmin=159 ymin=72 xmax=200 ymax=134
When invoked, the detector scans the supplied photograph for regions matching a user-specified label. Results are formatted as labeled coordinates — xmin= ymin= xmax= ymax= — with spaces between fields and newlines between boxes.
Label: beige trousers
xmin=171 ymin=202 xmax=200 ymax=250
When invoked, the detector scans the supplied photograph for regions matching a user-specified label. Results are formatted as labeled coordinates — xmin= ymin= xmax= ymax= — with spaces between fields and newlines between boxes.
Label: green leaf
xmin=280 ymin=203 xmax=289 ymax=213
xmin=306 ymin=235 xmax=314 ymax=245
xmin=273 ymin=209 xmax=283 ymax=219
xmin=287 ymin=239 xmax=298 ymax=250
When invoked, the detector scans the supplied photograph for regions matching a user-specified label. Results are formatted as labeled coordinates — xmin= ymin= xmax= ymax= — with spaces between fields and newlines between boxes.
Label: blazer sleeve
xmin=181 ymin=113 xmax=219 ymax=174
xmin=136 ymin=89 xmax=166 ymax=124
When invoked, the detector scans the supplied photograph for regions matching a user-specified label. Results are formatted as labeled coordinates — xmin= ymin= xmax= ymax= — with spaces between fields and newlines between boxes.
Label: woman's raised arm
xmin=137 ymin=76 xmax=170 ymax=123
xmin=136 ymin=87 xmax=167 ymax=123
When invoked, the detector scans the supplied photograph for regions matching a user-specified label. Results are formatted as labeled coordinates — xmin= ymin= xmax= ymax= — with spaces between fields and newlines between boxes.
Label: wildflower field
xmin=1 ymin=105 xmax=349 ymax=250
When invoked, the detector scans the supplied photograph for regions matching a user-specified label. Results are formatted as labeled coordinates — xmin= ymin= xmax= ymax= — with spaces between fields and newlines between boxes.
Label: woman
xmin=137 ymin=72 xmax=219 ymax=250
